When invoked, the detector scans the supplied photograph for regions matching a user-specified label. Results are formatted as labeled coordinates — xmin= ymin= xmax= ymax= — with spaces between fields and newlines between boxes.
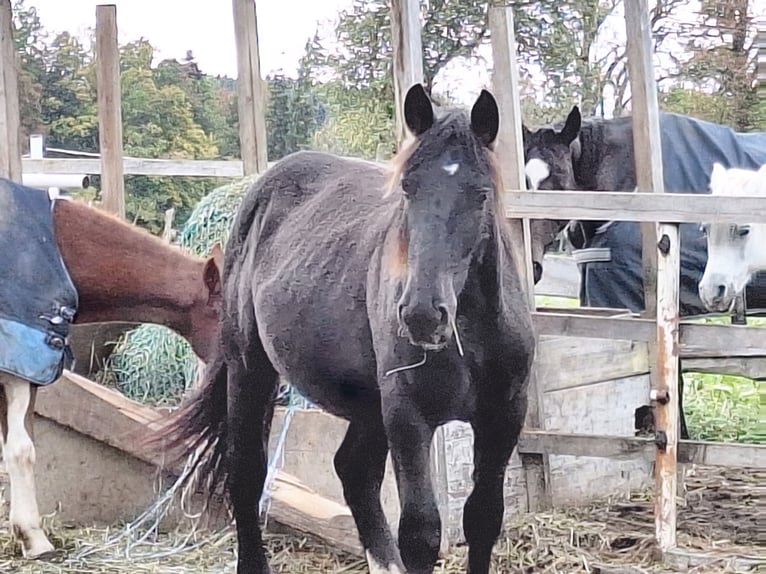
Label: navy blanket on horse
xmin=0 ymin=178 xmax=78 ymax=384
xmin=576 ymin=113 xmax=766 ymax=316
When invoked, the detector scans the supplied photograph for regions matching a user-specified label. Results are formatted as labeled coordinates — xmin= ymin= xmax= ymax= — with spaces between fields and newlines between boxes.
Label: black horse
xmin=151 ymin=84 xmax=536 ymax=574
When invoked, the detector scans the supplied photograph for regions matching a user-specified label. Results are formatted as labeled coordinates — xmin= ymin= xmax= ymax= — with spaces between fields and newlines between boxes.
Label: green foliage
xmin=682 ymin=372 xmax=762 ymax=444
xmin=266 ymin=72 xmax=325 ymax=161
xmin=310 ymin=82 xmax=395 ymax=160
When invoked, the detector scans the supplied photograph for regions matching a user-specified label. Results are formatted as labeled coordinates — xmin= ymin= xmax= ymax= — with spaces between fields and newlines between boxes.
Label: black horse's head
xmin=387 ymin=84 xmax=500 ymax=351
xmin=522 ymin=105 xmax=583 ymax=275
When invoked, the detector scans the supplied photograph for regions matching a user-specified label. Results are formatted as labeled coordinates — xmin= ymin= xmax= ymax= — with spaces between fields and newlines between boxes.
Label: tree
xmin=666 ymin=0 xmax=758 ymax=131
xmin=12 ymin=0 xmax=47 ymax=146
xmin=265 ymin=71 xmax=325 ymax=161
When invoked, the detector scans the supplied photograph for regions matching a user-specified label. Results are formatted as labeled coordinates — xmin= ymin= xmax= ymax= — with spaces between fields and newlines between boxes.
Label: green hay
xmin=100 ymin=175 xmax=257 ymax=406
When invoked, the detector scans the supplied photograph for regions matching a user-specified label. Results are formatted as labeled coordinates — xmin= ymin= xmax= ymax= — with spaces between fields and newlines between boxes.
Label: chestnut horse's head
xmin=189 ymin=244 xmax=225 ymax=362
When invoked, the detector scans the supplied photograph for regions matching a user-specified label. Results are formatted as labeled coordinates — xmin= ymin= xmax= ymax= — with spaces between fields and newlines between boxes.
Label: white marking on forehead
xmin=442 ymin=162 xmax=460 ymax=176
xmin=366 ymin=551 xmax=405 ymax=574
xmin=525 ymin=158 xmax=550 ymax=190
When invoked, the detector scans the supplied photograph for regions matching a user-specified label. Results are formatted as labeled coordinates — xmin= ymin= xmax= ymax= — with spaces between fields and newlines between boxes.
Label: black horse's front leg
xmin=383 ymin=393 xmax=441 ymax=574
xmin=463 ymin=388 xmax=528 ymax=574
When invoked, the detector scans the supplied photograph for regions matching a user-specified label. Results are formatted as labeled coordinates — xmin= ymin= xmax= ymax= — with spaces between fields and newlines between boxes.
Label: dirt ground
xmin=0 ymin=465 xmax=761 ymax=573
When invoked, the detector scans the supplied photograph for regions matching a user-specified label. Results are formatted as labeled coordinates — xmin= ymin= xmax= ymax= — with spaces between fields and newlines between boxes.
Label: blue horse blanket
xmin=577 ymin=113 xmax=766 ymax=316
xmin=0 ymin=178 xmax=78 ymax=384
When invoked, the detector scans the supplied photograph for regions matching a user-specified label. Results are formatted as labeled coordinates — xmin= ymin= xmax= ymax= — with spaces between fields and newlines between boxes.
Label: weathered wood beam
xmin=504 ymin=190 xmax=766 ymax=223
xmin=95 ymin=4 xmax=126 ymax=218
xmin=533 ymin=312 xmax=766 ymax=358
xmin=22 ymin=157 xmax=255 ymax=178
xmin=232 ymin=0 xmax=268 ymax=175
xmin=0 ymin=0 xmax=21 ymax=182
xmin=489 ymin=2 xmax=551 ymax=511
xmin=518 ymin=430 xmax=766 ymax=469
xmin=34 ymin=371 xmax=363 ymax=556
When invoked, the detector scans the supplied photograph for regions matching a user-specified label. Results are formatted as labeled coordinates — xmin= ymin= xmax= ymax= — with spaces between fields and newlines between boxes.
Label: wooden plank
xmin=232 ymin=0 xmax=268 ymax=175
xmin=489 ymin=3 xmax=551 ymax=512
xmin=533 ymin=312 xmax=766 ymax=358
xmin=536 ymin=336 xmax=650 ymax=392
xmin=518 ymin=431 xmax=766 ymax=469
xmin=624 ymin=0 xmax=679 ymax=547
xmin=266 ymin=473 xmax=362 ymax=556
xmin=519 ymin=430 xmax=655 ymax=460
xmin=682 ymin=357 xmax=766 ymax=380
xmin=663 ymin=547 xmax=765 ymax=571
xmin=390 ymin=0 xmax=424 ymax=148
xmin=679 ymin=440 xmax=766 ymax=468
xmin=504 ymin=189 xmax=766 ymax=224
xmin=0 ymin=0 xmax=21 ymax=182
xmin=35 ymin=370 xmax=363 ymax=556
xmin=95 ymin=4 xmax=125 ymax=219
xmin=533 ymin=311 xmax=653 ymax=341
xmin=22 ymin=157 xmax=251 ymax=178
xmin=537 ymin=339 xmax=766 ymax=389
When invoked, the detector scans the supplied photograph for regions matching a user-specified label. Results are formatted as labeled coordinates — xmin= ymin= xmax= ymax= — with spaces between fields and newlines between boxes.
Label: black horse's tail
xmin=143 ymin=348 xmax=229 ymax=501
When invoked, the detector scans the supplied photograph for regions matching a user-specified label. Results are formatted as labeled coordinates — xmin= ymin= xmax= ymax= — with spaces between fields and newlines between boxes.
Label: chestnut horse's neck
xmin=52 ymin=199 xmax=219 ymax=360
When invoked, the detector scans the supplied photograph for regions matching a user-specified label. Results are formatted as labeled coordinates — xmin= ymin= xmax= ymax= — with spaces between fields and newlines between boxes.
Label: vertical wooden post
xmin=757 ymin=16 xmax=765 ymax=89
xmin=624 ymin=0 xmax=680 ymax=553
xmin=232 ymin=0 xmax=268 ymax=175
xmin=390 ymin=0 xmax=453 ymax=551
xmin=0 ymin=0 xmax=21 ymax=182
xmin=489 ymin=3 xmax=551 ymax=512
xmin=95 ymin=4 xmax=125 ymax=218
xmin=390 ymin=0 xmax=424 ymax=148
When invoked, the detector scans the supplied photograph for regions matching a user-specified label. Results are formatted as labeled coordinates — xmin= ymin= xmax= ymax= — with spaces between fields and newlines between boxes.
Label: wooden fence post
xmin=624 ymin=0 xmax=680 ymax=552
xmin=390 ymin=0 xmax=424 ymax=149
xmin=0 ymin=0 xmax=21 ymax=182
xmin=389 ymin=0 xmax=455 ymax=551
xmin=95 ymin=4 xmax=126 ymax=219
xmin=232 ymin=0 xmax=268 ymax=175
xmin=489 ymin=3 xmax=551 ymax=512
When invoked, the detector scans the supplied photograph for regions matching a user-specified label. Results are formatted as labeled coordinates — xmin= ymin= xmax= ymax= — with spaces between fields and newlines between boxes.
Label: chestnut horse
xmin=0 ymin=190 xmax=223 ymax=559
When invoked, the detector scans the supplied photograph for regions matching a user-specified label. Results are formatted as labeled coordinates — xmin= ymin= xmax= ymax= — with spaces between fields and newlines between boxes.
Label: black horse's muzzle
xmin=397 ymin=298 xmax=451 ymax=350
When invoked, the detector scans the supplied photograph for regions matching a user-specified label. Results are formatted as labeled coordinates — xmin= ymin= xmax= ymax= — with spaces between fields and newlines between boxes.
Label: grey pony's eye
xmin=738 ymin=227 xmax=750 ymax=237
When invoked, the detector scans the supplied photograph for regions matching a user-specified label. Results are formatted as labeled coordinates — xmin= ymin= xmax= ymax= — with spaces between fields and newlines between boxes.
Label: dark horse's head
xmin=522 ymin=105 xmax=583 ymax=270
xmin=386 ymin=84 xmax=502 ymax=352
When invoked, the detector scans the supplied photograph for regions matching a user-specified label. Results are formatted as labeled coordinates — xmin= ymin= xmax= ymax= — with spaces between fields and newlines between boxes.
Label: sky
xmin=26 ymin=0 xmax=493 ymax=105
xmin=27 ymin=0 xmax=352 ymax=79
xmin=24 ymin=1 xmax=766 ymax=115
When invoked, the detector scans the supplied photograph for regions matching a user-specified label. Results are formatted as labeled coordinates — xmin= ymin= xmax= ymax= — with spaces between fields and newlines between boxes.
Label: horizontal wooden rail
xmin=23 ymin=157 xmax=257 ymax=178
xmin=533 ymin=311 xmax=766 ymax=358
xmin=518 ymin=430 xmax=766 ymax=468
xmin=504 ymin=189 xmax=766 ymax=223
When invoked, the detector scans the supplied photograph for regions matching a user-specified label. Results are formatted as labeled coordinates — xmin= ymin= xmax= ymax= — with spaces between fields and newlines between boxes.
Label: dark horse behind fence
xmin=522 ymin=105 xmax=766 ymax=440
xmin=149 ymin=84 xmax=536 ymax=574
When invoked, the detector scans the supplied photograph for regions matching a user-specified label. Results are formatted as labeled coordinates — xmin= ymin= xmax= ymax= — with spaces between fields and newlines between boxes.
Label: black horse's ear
xmin=471 ymin=89 xmax=499 ymax=147
xmin=559 ymin=105 xmax=581 ymax=145
xmin=404 ymin=83 xmax=434 ymax=137
xmin=522 ymin=124 xmax=532 ymax=141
